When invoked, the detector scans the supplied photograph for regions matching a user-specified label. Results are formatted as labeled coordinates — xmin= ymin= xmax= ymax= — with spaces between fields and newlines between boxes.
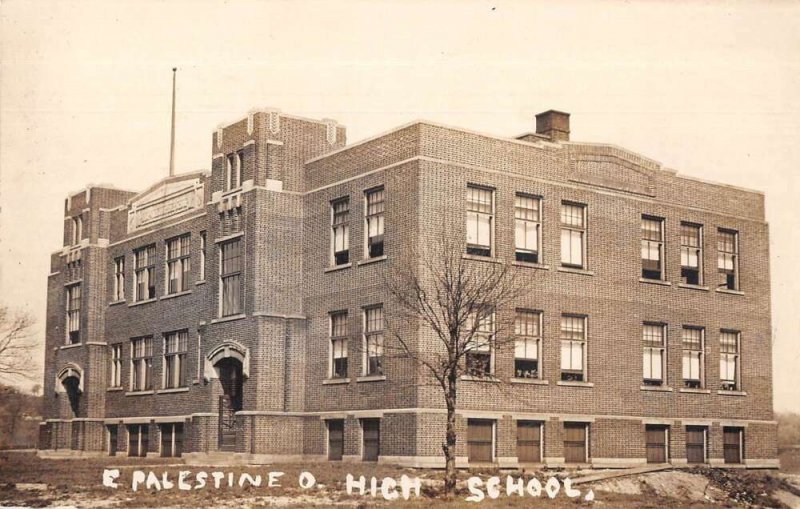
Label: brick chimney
xmin=535 ymin=110 xmax=570 ymax=142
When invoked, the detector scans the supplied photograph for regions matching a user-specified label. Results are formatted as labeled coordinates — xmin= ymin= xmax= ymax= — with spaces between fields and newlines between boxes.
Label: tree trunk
xmin=442 ymin=370 xmax=458 ymax=496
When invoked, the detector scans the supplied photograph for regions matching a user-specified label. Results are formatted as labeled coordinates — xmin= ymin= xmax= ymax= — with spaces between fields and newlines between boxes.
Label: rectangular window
xmin=163 ymin=330 xmax=188 ymax=389
xmin=560 ymin=315 xmax=586 ymax=381
xmin=362 ymin=418 xmax=380 ymax=462
xmin=686 ymin=425 xmax=707 ymax=464
xmin=723 ymin=427 xmax=743 ymax=464
xmin=643 ymin=324 xmax=666 ymax=386
xmin=720 ymin=331 xmax=740 ymax=391
xmin=159 ymin=423 xmax=184 ymax=458
xmin=641 ymin=216 xmax=664 ymax=280
xmin=466 ymin=310 xmax=494 ymax=377
xmin=564 ymin=422 xmax=588 ymax=463
xmin=680 ymin=223 xmax=703 ymax=285
xmin=515 ymin=194 xmax=540 ymax=263
xmin=110 ymin=344 xmax=122 ymax=388
xmin=514 ymin=310 xmax=541 ymax=379
xmin=330 ymin=312 xmax=348 ymax=379
xmin=467 ymin=419 xmax=494 ymax=463
xmin=364 ymin=306 xmax=384 ymax=376
xmin=72 ymin=215 xmax=83 ymax=245
xmin=127 ymin=424 xmax=149 ymax=457
xmin=365 ymin=188 xmax=385 ymax=258
xmin=645 ymin=425 xmax=668 ymax=463
xmin=516 ymin=421 xmax=542 ymax=463
xmin=65 ymin=284 xmax=81 ymax=344
xmin=166 ymin=234 xmax=191 ymax=294
xmin=328 ymin=420 xmax=344 ymax=461
xmin=331 ymin=198 xmax=350 ymax=265
xmin=113 ymin=256 xmax=125 ymax=301
xmin=220 ymin=238 xmax=242 ymax=317
xmin=560 ymin=202 xmax=586 ymax=268
xmin=682 ymin=327 xmax=704 ymax=388
xmin=466 ymin=185 xmax=493 ymax=257
xmin=718 ymin=229 xmax=739 ymax=290
xmin=134 ymin=245 xmax=156 ymax=301
xmin=107 ymin=425 xmax=118 ymax=456
xmin=199 ymin=231 xmax=206 ymax=281
xmin=131 ymin=336 xmax=153 ymax=391
xmin=226 ymin=153 xmax=241 ymax=190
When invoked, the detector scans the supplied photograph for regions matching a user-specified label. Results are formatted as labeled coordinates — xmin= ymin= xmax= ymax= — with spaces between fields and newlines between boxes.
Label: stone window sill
xmin=509 ymin=378 xmax=549 ymax=385
xmin=129 ymin=298 xmax=157 ymax=307
xmin=157 ymin=387 xmax=190 ymax=394
xmin=460 ymin=375 xmax=501 ymax=383
xmin=107 ymin=387 xmax=124 ymax=392
xmin=215 ymin=231 xmax=244 ymax=244
xmin=357 ymin=255 xmax=387 ymax=266
xmin=639 ymin=278 xmax=672 ymax=286
xmin=109 ymin=299 xmax=126 ymax=306
xmin=556 ymin=380 xmax=594 ymax=388
xmin=59 ymin=343 xmax=82 ymax=350
xmin=195 ymin=280 xmax=207 ymax=286
xmin=356 ymin=375 xmax=386 ymax=383
xmin=324 ymin=263 xmax=352 ymax=273
xmin=511 ymin=261 xmax=550 ymax=270
xmin=462 ymin=254 xmax=503 ymax=264
xmin=677 ymin=283 xmax=709 ymax=292
xmin=125 ymin=390 xmax=155 ymax=396
xmin=557 ymin=266 xmax=595 ymax=276
xmin=211 ymin=313 xmax=247 ymax=324
xmin=323 ymin=378 xmax=350 ymax=385
xmin=679 ymin=388 xmax=711 ymax=394
xmin=716 ymin=288 xmax=744 ymax=296
xmin=640 ymin=385 xmax=674 ymax=392
xmin=717 ymin=390 xmax=747 ymax=396
xmin=161 ymin=290 xmax=192 ymax=301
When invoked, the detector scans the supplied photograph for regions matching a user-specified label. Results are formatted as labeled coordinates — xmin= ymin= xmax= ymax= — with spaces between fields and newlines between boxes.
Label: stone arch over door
xmin=55 ymin=364 xmax=83 ymax=418
xmin=204 ymin=341 xmax=250 ymax=381
xmin=205 ymin=341 xmax=249 ymax=451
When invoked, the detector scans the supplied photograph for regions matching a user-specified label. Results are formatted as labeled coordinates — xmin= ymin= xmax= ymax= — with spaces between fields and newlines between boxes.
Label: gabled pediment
xmin=127 ymin=172 xmax=206 ymax=233
xmin=566 ymin=143 xmax=660 ymax=197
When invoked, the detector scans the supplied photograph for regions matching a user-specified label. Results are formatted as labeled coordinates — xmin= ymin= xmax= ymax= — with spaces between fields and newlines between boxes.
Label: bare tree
xmin=0 ymin=305 xmax=37 ymax=382
xmin=384 ymin=236 xmax=527 ymax=496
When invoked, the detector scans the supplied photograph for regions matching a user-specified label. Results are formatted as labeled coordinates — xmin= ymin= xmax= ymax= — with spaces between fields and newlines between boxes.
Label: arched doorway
xmin=62 ymin=376 xmax=81 ymax=417
xmin=217 ymin=357 xmax=243 ymax=451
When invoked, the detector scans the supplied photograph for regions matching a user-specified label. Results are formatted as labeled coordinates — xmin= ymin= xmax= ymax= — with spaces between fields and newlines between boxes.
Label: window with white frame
xmin=364 ymin=306 xmax=384 ymax=376
xmin=465 ymin=310 xmax=494 ymax=377
xmin=720 ymin=331 xmax=740 ymax=391
xmin=515 ymin=194 xmax=541 ymax=263
xmin=220 ymin=238 xmax=242 ymax=317
xmin=134 ymin=245 xmax=156 ymax=301
xmin=72 ymin=215 xmax=83 ymax=245
xmin=466 ymin=185 xmax=493 ymax=257
xmin=560 ymin=315 xmax=586 ymax=381
xmin=641 ymin=216 xmax=664 ymax=280
xmin=110 ymin=344 xmax=122 ymax=388
xmin=163 ymin=330 xmax=188 ymax=389
xmin=560 ymin=202 xmax=586 ymax=268
xmin=131 ymin=336 xmax=153 ymax=391
xmin=113 ymin=256 xmax=125 ymax=301
xmin=331 ymin=198 xmax=350 ymax=266
xmin=330 ymin=312 xmax=348 ymax=379
xmin=199 ymin=231 xmax=206 ymax=281
xmin=718 ymin=229 xmax=739 ymax=290
xmin=165 ymin=234 xmax=191 ymax=295
xmin=66 ymin=284 xmax=81 ymax=344
xmin=680 ymin=223 xmax=703 ymax=285
xmin=682 ymin=326 xmax=704 ymax=388
xmin=365 ymin=188 xmax=385 ymax=258
xmin=643 ymin=323 xmax=666 ymax=386
xmin=514 ymin=310 xmax=541 ymax=379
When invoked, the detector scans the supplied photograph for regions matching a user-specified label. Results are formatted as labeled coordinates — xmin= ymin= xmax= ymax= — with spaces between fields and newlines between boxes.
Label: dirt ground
xmin=0 ymin=450 xmax=799 ymax=508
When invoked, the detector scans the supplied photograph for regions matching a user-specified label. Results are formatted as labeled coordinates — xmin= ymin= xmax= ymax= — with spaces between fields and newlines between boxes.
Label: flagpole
xmin=169 ymin=67 xmax=177 ymax=177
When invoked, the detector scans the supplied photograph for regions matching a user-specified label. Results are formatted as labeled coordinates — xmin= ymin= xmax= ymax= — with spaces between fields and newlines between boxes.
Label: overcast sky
xmin=1 ymin=0 xmax=798 ymax=412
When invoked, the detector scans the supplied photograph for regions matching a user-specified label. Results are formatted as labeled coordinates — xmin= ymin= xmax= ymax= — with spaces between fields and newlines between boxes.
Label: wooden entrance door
xmin=645 ymin=425 xmax=667 ymax=463
xmin=686 ymin=426 xmax=706 ymax=464
xmin=217 ymin=359 xmax=243 ymax=451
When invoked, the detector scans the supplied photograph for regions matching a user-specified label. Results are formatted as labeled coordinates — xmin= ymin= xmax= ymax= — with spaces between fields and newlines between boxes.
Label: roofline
xmin=671 ymin=171 xmax=765 ymax=196
xmin=216 ymin=108 xmax=347 ymax=131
